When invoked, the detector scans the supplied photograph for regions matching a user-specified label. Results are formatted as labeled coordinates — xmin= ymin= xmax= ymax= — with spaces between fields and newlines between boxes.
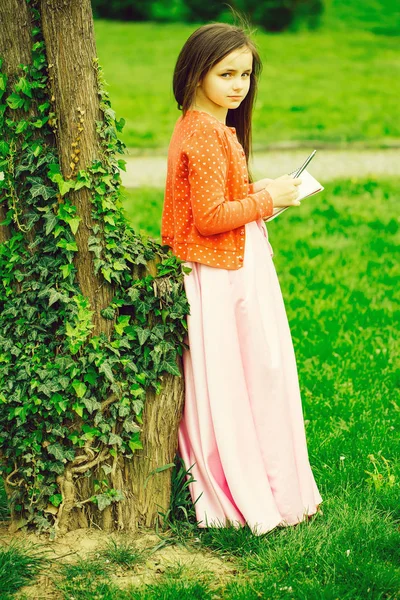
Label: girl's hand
xmin=251 ymin=177 xmax=274 ymax=193
xmin=265 ymin=174 xmax=302 ymax=208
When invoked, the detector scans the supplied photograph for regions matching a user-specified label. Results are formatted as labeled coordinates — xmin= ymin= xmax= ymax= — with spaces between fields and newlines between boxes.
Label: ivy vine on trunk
xmin=0 ymin=0 xmax=190 ymax=538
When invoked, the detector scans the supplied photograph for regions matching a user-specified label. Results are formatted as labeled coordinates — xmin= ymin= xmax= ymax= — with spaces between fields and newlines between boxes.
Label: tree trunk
xmin=68 ymin=373 xmax=185 ymax=533
xmin=39 ymin=0 xmax=115 ymax=339
xmin=0 ymin=0 xmax=186 ymax=537
xmin=0 ymin=0 xmax=39 ymax=245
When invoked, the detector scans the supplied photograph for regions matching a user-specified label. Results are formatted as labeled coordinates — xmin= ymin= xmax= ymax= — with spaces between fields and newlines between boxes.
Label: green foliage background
xmin=90 ymin=0 xmax=324 ymax=32
xmin=91 ymin=20 xmax=400 ymax=150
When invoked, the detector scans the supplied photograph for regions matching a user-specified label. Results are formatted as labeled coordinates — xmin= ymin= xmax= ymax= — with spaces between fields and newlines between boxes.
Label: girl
xmin=161 ymin=21 xmax=323 ymax=535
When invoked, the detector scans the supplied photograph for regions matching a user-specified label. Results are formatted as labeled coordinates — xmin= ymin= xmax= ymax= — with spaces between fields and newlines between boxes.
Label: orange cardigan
xmin=161 ymin=109 xmax=274 ymax=270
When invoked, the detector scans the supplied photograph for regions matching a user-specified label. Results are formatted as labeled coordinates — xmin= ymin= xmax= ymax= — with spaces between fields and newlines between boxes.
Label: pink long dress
xmin=177 ymin=217 xmax=323 ymax=535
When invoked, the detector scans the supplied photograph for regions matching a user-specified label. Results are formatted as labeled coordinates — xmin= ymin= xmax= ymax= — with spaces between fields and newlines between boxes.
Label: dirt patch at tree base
xmin=0 ymin=521 xmax=238 ymax=599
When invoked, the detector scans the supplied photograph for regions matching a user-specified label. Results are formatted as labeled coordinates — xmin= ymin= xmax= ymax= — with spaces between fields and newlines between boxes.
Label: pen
xmin=292 ymin=150 xmax=317 ymax=178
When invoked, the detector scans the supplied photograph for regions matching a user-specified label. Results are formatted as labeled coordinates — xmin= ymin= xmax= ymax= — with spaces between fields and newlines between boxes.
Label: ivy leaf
xmin=36 ymin=382 xmax=54 ymax=397
xmin=60 ymin=263 xmax=75 ymax=279
xmin=101 ymin=267 xmax=112 ymax=283
xmin=48 ymin=288 xmax=63 ymax=307
xmin=51 ymin=394 xmax=68 ymax=415
xmin=44 ymin=211 xmax=57 ymax=235
xmin=49 ymin=493 xmax=63 ymax=507
xmin=104 ymin=214 xmax=115 ymax=226
xmin=95 ymin=183 xmax=106 ymax=195
xmin=128 ymin=432 xmax=143 ymax=453
xmin=132 ymin=399 xmax=144 ymax=415
xmin=151 ymin=324 xmax=165 ymax=340
xmin=135 ymin=373 xmax=146 ymax=385
xmin=7 ymin=92 xmax=25 ymax=109
xmin=115 ymin=315 xmax=130 ymax=335
xmin=47 ymin=443 xmax=66 ymax=461
xmin=75 ymin=170 xmax=91 ymax=190
xmin=127 ymin=288 xmax=140 ymax=302
xmin=30 ymin=181 xmax=56 ymax=201
xmin=118 ymin=404 xmax=130 ymax=417
xmin=136 ymin=327 xmax=150 ymax=346
xmin=47 ymin=163 xmax=62 ymax=180
xmin=0 ymin=140 xmax=9 ymax=156
xmin=58 ymin=178 xmax=76 ymax=196
xmin=105 ymin=107 xmax=116 ymax=120
xmin=67 ymin=217 xmax=81 ymax=235
xmin=15 ymin=120 xmax=28 ymax=134
xmin=51 ymin=425 xmax=66 ymax=437
xmin=84 ymin=370 xmax=98 ymax=385
xmin=82 ymin=424 xmax=101 ymax=439
xmin=31 ymin=142 xmax=42 ymax=157
xmin=160 ymin=359 xmax=181 ymax=377
xmin=72 ymin=381 xmax=87 ymax=398
xmin=0 ymin=71 xmax=7 ymax=96
xmin=32 ymin=117 xmax=48 ymax=129
xmin=56 ymin=238 xmax=78 ymax=252
xmin=59 ymin=376 xmax=71 ymax=389
xmin=15 ymin=77 xmax=33 ymax=98
xmin=89 ymin=244 xmax=102 ymax=259
xmin=131 ymin=387 xmax=145 ymax=399
xmin=109 ymin=432 xmax=123 ymax=447
xmin=38 ymin=101 xmax=50 ymax=114
xmin=91 ymin=163 xmax=107 ymax=174
xmin=125 ymin=361 xmax=138 ymax=373
xmin=82 ymin=397 xmax=101 ymax=414
xmin=101 ymin=307 xmax=115 ymax=320
xmin=113 ymin=261 xmax=126 ymax=271
xmin=99 ymin=361 xmax=114 ymax=383
xmin=72 ymin=402 xmax=84 ymax=417
xmin=122 ymin=419 xmax=141 ymax=433
xmin=115 ymin=117 xmax=125 ymax=133
xmin=96 ymin=494 xmax=112 ymax=511
xmin=47 ymin=462 xmax=66 ymax=476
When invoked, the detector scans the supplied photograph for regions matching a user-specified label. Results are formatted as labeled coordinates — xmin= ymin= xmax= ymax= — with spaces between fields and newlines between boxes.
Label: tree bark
xmin=66 ymin=369 xmax=185 ymax=533
xmin=39 ymin=0 xmax=115 ymax=339
xmin=0 ymin=0 xmax=35 ymax=245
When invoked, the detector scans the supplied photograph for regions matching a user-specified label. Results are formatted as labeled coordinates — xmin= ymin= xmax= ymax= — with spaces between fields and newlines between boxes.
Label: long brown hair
xmin=172 ymin=17 xmax=262 ymax=184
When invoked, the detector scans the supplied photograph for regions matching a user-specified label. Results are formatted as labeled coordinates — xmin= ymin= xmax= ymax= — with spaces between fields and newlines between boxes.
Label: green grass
xmin=94 ymin=20 xmax=400 ymax=150
xmin=122 ymin=177 xmax=400 ymax=600
xmin=51 ymin=556 xmax=121 ymax=599
xmin=1 ymin=177 xmax=399 ymax=597
xmin=0 ymin=539 xmax=51 ymax=599
xmin=96 ymin=537 xmax=147 ymax=569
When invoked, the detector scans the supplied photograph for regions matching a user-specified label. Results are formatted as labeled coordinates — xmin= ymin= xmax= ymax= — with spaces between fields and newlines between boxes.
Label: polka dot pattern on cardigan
xmin=161 ymin=110 xmax=274 ymax=270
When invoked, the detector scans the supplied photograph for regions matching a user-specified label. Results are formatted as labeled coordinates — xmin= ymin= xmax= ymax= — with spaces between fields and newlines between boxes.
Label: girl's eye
xmin=221 ymin=73 xmax=251 ymax=78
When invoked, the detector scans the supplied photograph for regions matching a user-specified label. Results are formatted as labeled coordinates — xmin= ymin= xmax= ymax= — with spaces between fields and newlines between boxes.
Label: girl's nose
xmin=233 ymin=79 xmax=245 ymax=92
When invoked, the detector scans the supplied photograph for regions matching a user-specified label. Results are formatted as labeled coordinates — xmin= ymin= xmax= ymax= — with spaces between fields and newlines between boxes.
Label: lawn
xmin=2 ymin=177 xmax=399 ymax=598
xmin=93 ymin=21 xmax=400 ymax=150
xmin=1 ymin=1 xmax=400 ymax=596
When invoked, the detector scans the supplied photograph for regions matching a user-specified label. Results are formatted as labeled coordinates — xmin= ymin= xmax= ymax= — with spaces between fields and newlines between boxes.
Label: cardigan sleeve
xmin=183 ymin=125 xmax=273 ymax=236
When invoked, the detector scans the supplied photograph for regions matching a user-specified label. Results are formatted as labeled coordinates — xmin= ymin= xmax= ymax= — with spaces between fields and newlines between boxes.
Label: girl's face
xmin=195 ymin=45 xmax=253 ymax=114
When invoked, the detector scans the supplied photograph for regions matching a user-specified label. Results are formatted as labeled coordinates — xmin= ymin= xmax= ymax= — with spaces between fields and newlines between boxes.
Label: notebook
xmin=264 ymin=169 xmax=324 ymax=222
